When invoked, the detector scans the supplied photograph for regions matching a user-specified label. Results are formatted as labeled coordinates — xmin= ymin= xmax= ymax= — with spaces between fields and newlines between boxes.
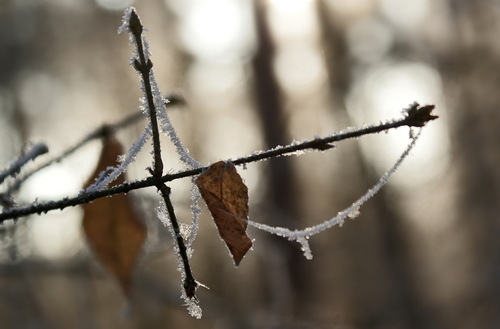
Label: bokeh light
xmin=347 ymin=61 xmax=450 ymax=187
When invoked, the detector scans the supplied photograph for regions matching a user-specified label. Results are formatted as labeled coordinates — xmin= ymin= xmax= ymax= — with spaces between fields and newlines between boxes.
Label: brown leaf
xmin=82 ymin=136 xmax=146 ymax=295
xmin=195 ymin=161 xmax=252 ymax=266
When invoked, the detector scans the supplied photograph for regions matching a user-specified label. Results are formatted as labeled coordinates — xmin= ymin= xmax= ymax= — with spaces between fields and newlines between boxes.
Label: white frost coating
xmin=0 ymin=142 xmax=48 ymax=184
xmin=117 ymin=7 xmax=135 ymax=34
xmin=151 ymin=76 xmax=201 ymax=169
xmin=348 ymin=207 xmax=360 ymax=219
xmin=296 ymin=237 xmax=313 ymax=260
xmin=184 ymin=300 xmax=202 ymax=319
xmin=122 ymin=10 xmax=200 ymax=169
xmin=188 ymin=179 xmax=202 ymax=248
xmin=156 ymin=199 xmax=171 ymax=228
xmin=143 ymin=38 xmax=152 ymax=63
xmin=91 ymin=166 xmax=114 ymax=187
xmin=86 ymin=125 xmax=152 ymax=193
xmin=248 ymin=129 xmax=422 ymax=259
xmin=118 ymin=7 xmax=149 ymax=65
xmin=156 ymin=200 xmax=202 ymax=319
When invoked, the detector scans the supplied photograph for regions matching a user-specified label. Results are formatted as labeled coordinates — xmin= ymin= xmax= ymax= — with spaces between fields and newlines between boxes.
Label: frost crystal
xmin=186 ymin=300 xmax=202 ymax=319
xmin=179 ymin=223 xmax=191 ymax=241
xmin=347 ymin=207 xmax=360 ymax=219
xmin=248 ymin=129 xmax=423 ymax=259
xmin=297 ymin=237 xmax=313 ymax=260
xmin=117 ymin=7 xmax=135 ymax=34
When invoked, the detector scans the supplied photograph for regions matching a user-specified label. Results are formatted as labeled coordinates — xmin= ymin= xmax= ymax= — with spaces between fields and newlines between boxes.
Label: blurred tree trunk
xmin=316 ymin=2 xmax=434 ymax=328
xmin=250 ymin=0 xmax=307 ymax=317
xmin=433 ymin=2 xmax=500 ymax=328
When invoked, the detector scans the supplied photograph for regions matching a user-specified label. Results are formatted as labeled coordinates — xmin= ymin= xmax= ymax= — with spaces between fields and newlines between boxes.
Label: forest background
xmin=0 ymin=0 xmax=498 ymax=328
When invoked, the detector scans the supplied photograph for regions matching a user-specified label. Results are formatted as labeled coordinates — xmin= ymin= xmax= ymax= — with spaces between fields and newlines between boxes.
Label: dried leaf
xmin=82 ymin=136 xmax=146 ymax=295
xmin=196 ymin=161 xmax=252 ymax=266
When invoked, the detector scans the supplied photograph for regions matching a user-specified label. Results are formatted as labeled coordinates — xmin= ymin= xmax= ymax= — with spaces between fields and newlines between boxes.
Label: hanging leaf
xmin=195 ymin=161 xmax=252 ymax=266
xmin=82 ymin=136 xmax=146 ymax=296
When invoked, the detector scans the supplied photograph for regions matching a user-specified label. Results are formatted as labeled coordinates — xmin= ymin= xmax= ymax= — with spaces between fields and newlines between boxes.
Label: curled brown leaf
xmin=196 ymin=161 xmax=252 ymax=266
xmin=82 ymin=136 xmax=146 ymax=296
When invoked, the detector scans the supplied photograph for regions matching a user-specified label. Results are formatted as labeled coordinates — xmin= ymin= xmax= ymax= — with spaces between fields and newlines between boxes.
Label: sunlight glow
xmin=267 ymin=0 xmax=318 ymax=42
xmin=177 ymin=0 xmax=254 ymax=61
xmin=347 ymin=17 xmax=393 ymax=63
xmin=19 ymin=164 xmax=81 ymax=201
xmin=29 ymin=209 xmax=84 ymax=261
xmin=379 ymin=0 xmax=430 ymax=30
xmin=273 ymin=45 xmax=326 ymax=95
xmin=347 ymin=61 xmax=450 ymax=188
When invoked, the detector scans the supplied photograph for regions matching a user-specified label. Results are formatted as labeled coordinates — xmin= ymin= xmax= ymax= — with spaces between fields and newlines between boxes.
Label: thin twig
xmin=0 ymin=143 xmax=48 ymax=185
xmin=158 ymin=184 xmax=198 ymax=300
xmin=232 ymin=106 xmax=435 ymax=166
xmin=4 ymin=112 xmax=141 ymax=196
xmin=127 ymin=9 xmax=197 ymax=300
xmin=0 ymin=103 xmax=437 ymax=222
xmin=4 ymin=97 xmax=182 ymax=197
xmin=129 ymin=10 xmax=163 ymax=177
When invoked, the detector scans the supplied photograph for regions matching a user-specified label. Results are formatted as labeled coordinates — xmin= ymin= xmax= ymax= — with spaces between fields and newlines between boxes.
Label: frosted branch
xmin=0 ymin=143 xmax=48 ymax=185
xmin=248 ymin=129 xmax=423 ymax=259
xmin=154 ymin=86 xmax=201 ymax=169
xmin=121 ymin=7 xmax=200 ymax=170
xmin=0 ymin=108 xmax=437 ymax=223
xmin=188 ymin=178 xmax=202 ymax=248
xmin=156 ymin=186 xmax=202 ymax=319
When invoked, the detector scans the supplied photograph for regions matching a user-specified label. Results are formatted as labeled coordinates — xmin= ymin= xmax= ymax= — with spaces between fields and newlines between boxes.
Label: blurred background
xmin=0 ymin=0 xmax=499 ymax=328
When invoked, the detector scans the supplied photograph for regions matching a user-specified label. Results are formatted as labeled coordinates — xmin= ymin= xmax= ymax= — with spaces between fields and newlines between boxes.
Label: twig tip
xmin=128 ymin=9 xmax=143 ymax=36
xmin=404 ymin=102 xmax=438 ymax=127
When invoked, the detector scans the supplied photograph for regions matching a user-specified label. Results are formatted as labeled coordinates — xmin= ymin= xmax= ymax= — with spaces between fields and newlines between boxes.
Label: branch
xmin=0 ymin=103 xmax=437 ymax=222
xmin=231 ymin=103 xmax=436 ymax=166
xmin=4 ymin=113 xmax=142 ymax=197
xmin=125 ymin=7 xmax=199 ymax=308
xmin=2 ymin=96 xmax=182 ymax=198
xmin=248 ymin=129 xmax=424 ymax=259
xmin=158 ymin=184 xmax=198 ymax=300
xmin=129 ymin=10 xmax=164 ymax=177
xmin=0 ymin=143 xmax=48 ymax=185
